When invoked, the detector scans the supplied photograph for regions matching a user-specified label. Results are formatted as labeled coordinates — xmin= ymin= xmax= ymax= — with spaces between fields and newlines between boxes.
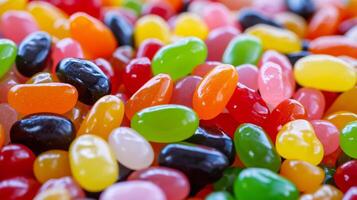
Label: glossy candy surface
xmin=0 ymin=39 xmax=17 ymax=79
xmin=340 ymin=121 xmax=357 ymax=158
xmin=170 ymin=75 xmax=202 ymax=108
xmin=174 ymin=13 xmax=209 ymax=40
xmin=134 ymin=15 xmax=170 ymax=47
xmin=122 ymin=57 xmax=153 ymax=94
xmin=334 ymin=160 xmax=357 ymax=192
xmin=0 ymin=176 xmax=40 ymax=200
xmin=104 ymin=11 xmax=134 ymax=47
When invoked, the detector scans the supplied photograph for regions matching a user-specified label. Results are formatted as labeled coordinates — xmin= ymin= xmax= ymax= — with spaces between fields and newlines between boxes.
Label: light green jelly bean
xmin=341 ymin=121 xmax=357 ymax=158
xmin=0 ymin=39 xmax=17 ymax=78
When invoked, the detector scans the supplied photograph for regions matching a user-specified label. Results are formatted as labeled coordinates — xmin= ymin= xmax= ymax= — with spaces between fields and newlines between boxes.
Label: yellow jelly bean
xmin=326 ymin=87 xmax=357 ymax=115
xmin=78 ymin=95 xmax=124 ymax=139
xmin=134 ymin=15 xmax=170 ymax=47
xmin=33 ymin=150 xmax=71 ymax=183
xmin=294 ymin=55 xmax=356 ymax=92
xmin=0 ymin=0 xmax=27 ymax=16
xmin=245 ymin=24 xmax=301 ymax=53
xmin=276 ymin=119 xmax=324 ymax=165
xmin=325 ymin=111 xmax=357 ymax=131
xmin=174 ymin=13 xmax=209 ymax=40
xmin=69 ymin=135 xmax=118 ymax=192
xmin=27 ymin=1 xmax=70 ymax=39
xmin=274 ymin=12 xmax=307 ymax=38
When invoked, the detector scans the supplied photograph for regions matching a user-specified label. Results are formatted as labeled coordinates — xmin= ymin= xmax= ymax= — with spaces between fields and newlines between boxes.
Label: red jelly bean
xmin=0 ymin=177 xmax=40 ymax=200
xmin=142 ymin=2 xmax=175 ymax=21
xmin=192 ymin=61 xmax=221 ymax=77
xmin=42 ymin=0 xmax=101 ymax=18
xmin=334 ymin=160 xmax=357 ymax=192
xmin=136 ymin=39 xmax=164 ymax=60
xmin=94 ymin=58 xmax=118 ymax=93
xmin=171 ymin=75 xmax=202 ymax=108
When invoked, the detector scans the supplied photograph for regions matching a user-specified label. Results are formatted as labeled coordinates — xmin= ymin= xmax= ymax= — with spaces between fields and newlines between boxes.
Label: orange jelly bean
xmin=326 ymin=87 xmax=357 ymax=115
xmin=325 ymin=111 xmax=357 ymax=131
xmin=307 ymin=5 xmax=341 ymax=39
xmin=64 ymin=102 xmax=90 ymax=130
xmin=193 ymin=64 xmax=238 ymax=120
xmin=78 ymin=95 xmax=124 ymax=139
xmin=0 ymin=124 xmax=4 ymax=148
xmin=125 ymin=74 xmax=173 ymax=119
xmin=8 ymin=83 xmax=78 ymax=115
xmin=280 ymin=160 xmax=325 ymax=193
xmin=309 ymin=36 xmax=357 ymax=58
xmin=69 ymin=12 xmax=117 ymax=58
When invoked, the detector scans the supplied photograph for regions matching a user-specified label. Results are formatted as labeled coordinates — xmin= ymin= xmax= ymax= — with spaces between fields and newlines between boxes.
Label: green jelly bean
xmin=341 ymin=121 xmax=357 ymax=158
xmin=131 ymin=104 xmax=199 ymax=143
xmin=234 ymin=123 xmax=281 ymax=172
xmin=152 ymin=37 xmax=207 ymax=80
xmin=0 ymin=39 xmax=17 ymax=78
xmin=206 ymin=191 xmax=234 ymax=200
xmin=234 ymin=168 xmax=299 ymax=200
xmin=122 ymin=0 xmax=142 ymax=16
xmin=222 ymin=35 xmax=262 ymax=66
xmin=214 ymin=167 xmax=242 ymax=193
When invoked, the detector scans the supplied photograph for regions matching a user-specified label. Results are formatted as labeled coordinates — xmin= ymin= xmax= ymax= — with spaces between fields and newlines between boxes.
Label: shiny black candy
xmin=16 ymin=31 xmax=52 ymax=77
xmin=104 ymin=12 xmax=134 ymax=47
xmin=287 ymin=51 xmax=310 ymax=65
xmin=286 ymin=0 xmax=316 ymax=19
xmin=56 ymin=58 xmax=111 ymax=105
xmin=10 ymin=113 xmax=75 ymax=154
xmin=186 ymin=126 xmax=235 ymax=164
xmin=238 ymin=9 xmax=283 ymax=30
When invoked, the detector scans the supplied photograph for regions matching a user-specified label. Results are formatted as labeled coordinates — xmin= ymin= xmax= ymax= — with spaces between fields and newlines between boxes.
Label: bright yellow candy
xmin=245 ymin=24 xmax=301 ymax=53
xmin=33 ymin=150 xmax=71 ymax=183
xmin=27 ymin=1 xmax=70 ymax=39
xmin=174 ymin=13 xmax=209 ymax=40
xmin=294 ymin=55 xmax=356 ymax=92
xmin=326 ymin=87 xmax=357 ymax=115
xmin=78 ymin=95 xmax=124 ymax=139
xmin=0 ymin=0 xmax=27 ymax=16
xmin=276 ymin=119 xmax=324 ymax=165
xmin=325 ymin=111 xmax=357 ymax=131
xmin=274 ymin=12 xmax=307 ymax=38
xmin=134 ymin=15 xmax=170 ymax=47
xmin=69 ymin=135 xmax=118 ymax=192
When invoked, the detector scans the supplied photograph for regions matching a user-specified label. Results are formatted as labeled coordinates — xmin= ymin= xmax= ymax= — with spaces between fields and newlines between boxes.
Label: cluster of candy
xmin=0 ymin=0 xmax=357 ymax=199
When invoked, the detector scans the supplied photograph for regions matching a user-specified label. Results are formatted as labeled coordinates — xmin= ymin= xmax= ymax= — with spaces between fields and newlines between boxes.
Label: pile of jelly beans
xmin=0 ymin=0 xmax=357 ymax=199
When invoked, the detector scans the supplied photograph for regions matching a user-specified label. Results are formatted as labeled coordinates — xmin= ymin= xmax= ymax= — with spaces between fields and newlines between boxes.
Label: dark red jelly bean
xmin=334 ymin=160 xmax=357 ymax=192
xmin=122 ymin=57 xmax=153 ymax=94
xmin=0 ymin=176 xmax=40 ymax=200
xmin=94 ymin=58 xmax=119 ymax=94
xmin=142 ymin=2 xmax=175 ymax=20
xmin=42 ymin=0 xmax=101 ymax=18
xmin=136 ymin=39 xmax=163 ymax=60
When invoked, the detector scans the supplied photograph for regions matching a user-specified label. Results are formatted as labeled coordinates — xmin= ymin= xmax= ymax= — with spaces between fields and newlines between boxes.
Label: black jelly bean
xmin=186 ymin=126 xmax=235 ymax=164
xmin=286 ymin=0 xmax=316 ymax=19
xmin=104 ymin=12 xmax=134 ymax=47
xmin=56 ymin=58 xmax=111 ymax=105
xmin=287 ymin=51 xmax=310 ymax=65
xmin=159 ymin=143 xmax=229 ymax=193
xmin=302 ymin=40 xmax=310 ymax=51
xmin=10 ymin=113 xmax=75 ymax=154
xmin=238 ymin=9 xmax=283 ymax=30
xmin=16 ymin=31 xmax=52 ymax=77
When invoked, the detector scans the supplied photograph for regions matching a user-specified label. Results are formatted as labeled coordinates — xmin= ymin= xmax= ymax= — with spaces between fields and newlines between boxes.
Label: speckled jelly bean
xmin=0 ymin=39 xmax=17 ymax=79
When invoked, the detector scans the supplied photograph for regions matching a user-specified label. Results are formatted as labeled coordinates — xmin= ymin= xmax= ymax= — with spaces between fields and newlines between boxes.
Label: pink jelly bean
xmin=202 ymin=2 xmax=232 ymax=30
xmin=293 ymin=88 xmax=325 ymax=120
xmin=205 ymin=26 xmax=240 ymax=61
xmin=311 ymin=120 xmax=340 ymax=155
xmin=171 ymin=75 xmax=202 ymax=108
xmin=142 ymin=1 xmax=175 ymax=21
xmin=39 ymin=177 xmax=85 ymax=199
xmin=192 ymin=61 xmax=221 ymax=77
xmin=252 ymin=0 xmax=287 ymax=17
xmin=258 ymin=62 xmax=293 ymax=109
xmin=51 ymin=38 xmax=84 ymax=73
xmin=236 ymin=64 xmax=259 ymax=90
xmin=100 ymin=181 xmax=166 ymax=200
xmin=0 ymin=103 xmax=18 ymax=144
xmin=0 ymin=11 xmax=39 ymax=44
xmin=0 ymin=69 xmax=20 ymax=103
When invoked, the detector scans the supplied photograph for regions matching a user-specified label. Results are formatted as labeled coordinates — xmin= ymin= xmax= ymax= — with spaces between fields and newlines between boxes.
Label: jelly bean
xmin=38 ymin=177 xmax=85 ymax=199
xmin=235 ymin=64 xmax=258 ymax=90
xmin=111 ymin=46 xmax=135 ymax=81
xmin=346 ymin=26 xmax=357 ymax=42
xmin=0 ymin=0 xmax=27 ymax=16
xmin=251 ymin=0 xmax=286 ymax=17
xmin=10 ymin=114 xmax=75 ymax=154
xmin=16 ymin=31 xmax=52 ymax=77
xmin=27 ymin=1 xmax=70 ymax=39
xmin=142 ymin=2 xmax=175 ymax=21
xmin=104 ymin=11 xmax=134 ymax=47
xmin=234 ymin=123 xmax=281 ymax=171
xmin=325 ymin=111 xmax=357 ymax=131
xmin=206 ymin=191 xmax=234 ymax=200
xmin=202 ymin=3 xmax=232 ymax=30
xmin=286 ymin=0 xmax=316 ymax=19
xmin=0 ymin=103 xmax=18 ymax=144
xmin=280 ymin=160 xmax=324 ymax=193
xmin=159 ymin=143 xmax=229 ymax=192
xmin=340 ymin=121 xmax=357 ymax=158
xmin=246 ymin=24 xmax=302 ymax=53
xmin=294 ymin=55 xmax=356 ymax=92
xmin=311 ymin=120 xmax=340 ymax=156
xmin=0 ymin=177 xmax=40 ymax=200
xmin=339 ymin=18 xmax=357 ymax=34
xmin=0 ymin=144 xmax=35 ymax=180
xmin=64 ymin=102 xmax=89 ymax=131
xmin=309 ymin=36 xmax=357 ymax=58
xmin=108 ymin=127 xmax=154 ymax=170
xmin=276 ymin=119 xmax=324 ymax=165
xmin=128 ymin=166 xmax=190 ymax=200
xmin=227 ymin=84 xmax=269 ymax=127
xmin=293 ymin=88 xmax=325 ymax=120
xmin=56 ymin=58 xmax=111 ymax=105
xmin=286 ymin=51 xmax=310 ymax=65
xmin=307 ymin=5 xmax=340 ymax=39
xmin=174 ymin=13 xmax=209 ymax=40
xmin=0 ymin=39 xmax=17 ymax=79
xmin=8 ymin=83 xmax=78 ymax=115
xmin=134 ymin=15 xmax=170 ymax=47
xmin=274 ymin=12 xmax=307 ymax=38
xmin=205 ymin=26 xmax=239 ymax=61
xmin=94 ymin=58 xmax=119 ymax=93
xmin=125 ymin=73 xmax=173 ymax=119
xmin=33 ymin=150 xmax=71 ymax=183
xmin=42 ymin=0 xmax=101 ymax=18
xmin=170 ymin=75 xmax=202 ymax=108
xmin=192 ymin=61 xmax=221 ymax=77
xmin=222 ymin=35 xmax=262 ymax=66
xmin=187 ymin=126 xmax=235 ymax=164
xmin=100 ymin=181 xmax=166 ymax=200
xmin=122 ymin=0 xmax=142 ymax=16
xmin=70 ymin=12 xmax=117 ymax=58
xmin=335 ymin=160 xmax=357 ymax=192
xmin=214 ymin=167 xmax=242 ymax=193
xmin=26 ymin=72 xmax=57 ymax=84
xmin=136 ymin=39 xmax=163 ymax=60
xmin=69 ymin=135 xmax=118 ymax=192
xmin=238 ymin=9 xmax=282 ymax=30
xmin=327 ymin=87 xmax=357 ymax=115
xmin=122 ymin=57 xmax=153 ymax=94
xmin=131 ymin=104 xmax=198 ymax=142
xmin=34 ymin=187 xmax=71 ymax=200
xmin=152 ymin=37 xmax=207 ymax=80
xmin=300 ymin=185 xmax=343 ymax=200
xmin=78 ymin=95 xmax=124 ymax=139
xmin=193 ymin=64 xmax=238 ymax=120
xmin=234 ymin=168 xmax=299 ymax=200
xmin=51 ymin=38 xmax=84 ymax=73
xmin=344 ymin=187 xmax=357 ymax=200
